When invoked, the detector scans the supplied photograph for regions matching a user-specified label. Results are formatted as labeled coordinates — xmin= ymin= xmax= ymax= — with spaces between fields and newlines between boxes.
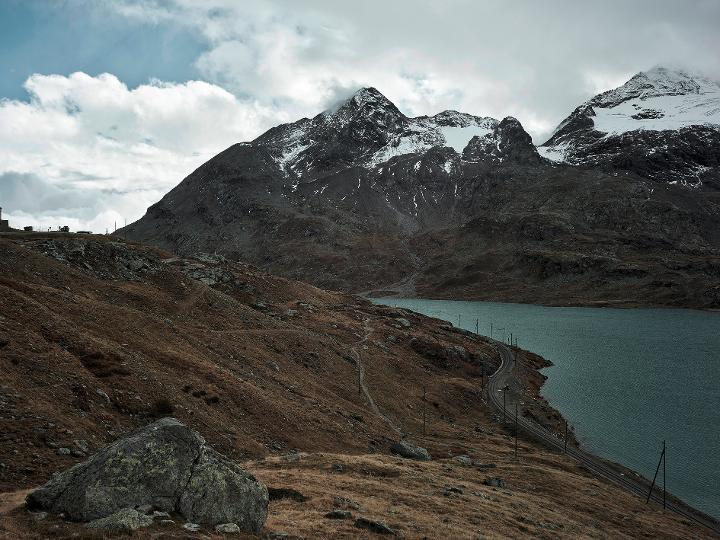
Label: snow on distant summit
xmin=590 ymin=67 xmax=720 ymax=135
xmin=368 ymin=110 xmax=497 ymax=165
xmin=255 ymin=87 xmax=503 ymax=173
xmin=540 ymin=67 xmax=720 ymax=186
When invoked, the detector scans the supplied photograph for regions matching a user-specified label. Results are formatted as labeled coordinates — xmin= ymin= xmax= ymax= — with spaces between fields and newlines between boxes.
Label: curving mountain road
xmin=488 ymin=341 xmax=720 ymax=536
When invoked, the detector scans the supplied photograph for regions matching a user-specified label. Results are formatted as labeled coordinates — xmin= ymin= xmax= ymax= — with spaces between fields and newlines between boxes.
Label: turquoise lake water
xmin=372 ymin=298 xmax=720 ymax=519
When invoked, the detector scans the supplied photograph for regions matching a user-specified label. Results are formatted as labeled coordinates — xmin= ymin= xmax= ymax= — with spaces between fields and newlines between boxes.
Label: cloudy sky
xmin=1 ymin=0 xmax=719 ymax=231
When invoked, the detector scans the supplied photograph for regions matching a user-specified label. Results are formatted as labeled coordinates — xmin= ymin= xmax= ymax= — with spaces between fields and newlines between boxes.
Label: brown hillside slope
xmin=0 ymin=234 xmax=712 ymax=538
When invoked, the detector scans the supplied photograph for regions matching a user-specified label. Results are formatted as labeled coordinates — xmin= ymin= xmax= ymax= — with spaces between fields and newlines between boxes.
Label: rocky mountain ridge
xmin=120 ymin=70 xmax=720 ymax=308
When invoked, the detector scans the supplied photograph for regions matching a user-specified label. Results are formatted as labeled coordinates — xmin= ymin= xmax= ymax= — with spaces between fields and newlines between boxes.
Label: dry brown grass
xmin=0 ymin=234 xmax=714 ymax=539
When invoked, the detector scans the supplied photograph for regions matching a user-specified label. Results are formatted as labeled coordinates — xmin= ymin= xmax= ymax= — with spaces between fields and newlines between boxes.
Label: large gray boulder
xmin=26 ymin=418 xmax=268 ymax=532
xmin=390 ymin=441 xmax=431 ymax=461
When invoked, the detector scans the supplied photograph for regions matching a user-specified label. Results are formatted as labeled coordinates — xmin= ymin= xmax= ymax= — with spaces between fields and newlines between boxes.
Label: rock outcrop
xmin=390 ymin=441 xmax=431 ymax=461
xmin=86 ymin=507 xmax=154 ymax=532
xmin=26 ymin=418 xmax=268 ymax=532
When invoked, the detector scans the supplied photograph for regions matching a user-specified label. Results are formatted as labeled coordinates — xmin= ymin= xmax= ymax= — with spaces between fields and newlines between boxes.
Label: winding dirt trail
xmin=350 ymin=317 xmax=402 ymax=436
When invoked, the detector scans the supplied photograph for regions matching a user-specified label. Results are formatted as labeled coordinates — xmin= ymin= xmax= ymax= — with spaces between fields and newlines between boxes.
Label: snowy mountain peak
xmin=331 ymin=87 xmax=403 ymax=117
xmin=318 ymin=86 xmax=406 ymax=132
xmin=641 ymin=66 xmax=719 ymax=92
xmin=349 ymin=86 xmax=393 ymax=106
xmin=594 ymin=66 xmax=720 ymax=108
xmin=540 ymin=66 xmax=720 ymax=186
xmin=430 ymin=110 xmax=496 ymax=129
xmin=254 ymin=86 xmax=540 ymax=175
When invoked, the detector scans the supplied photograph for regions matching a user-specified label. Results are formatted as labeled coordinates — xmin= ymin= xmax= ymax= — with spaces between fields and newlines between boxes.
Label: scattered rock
xmin=281 ymin=450 xmax=300 ymax=462
xmin=454 ymin=455 xmax=472 ymax=466
xmin=474 ymin=463 xmax=496 ymax=470
xmin=183 ymin=522 xmax=201 ymax=532
xmin=215 ymin=522 xmax=241 ymax=534
xmin=326 ymin=510 xmax=353 ymax=520
xmin=331 ymin=463 xmax=344 ymax=473
xmin=26 ymin=418 xmax=268 ymax=532
xmin=136 ymin=504 xmax=153 ymax=514
xmin=152 ymin=510 xmax=171 ymax=519
xmin=86 ymin=507 xmax=153 ymax=532
xmin=355 ymin=517 xmax=397 ymax=535
xmin=333 ymin=496 xmax=361 ymax=510
xmin=73 ymin=440 xmax=89 ymax=454
xmin=395 ymin=318 xmax=411 ymax=328
xmin=268 ymin=487 xmax=308 ymax=502
xmin=443 ymin=486 xmax=464 ymax=496
xmin=286 ymin=309 xmax=298 ymax=317
xmin=390 ymin=441 xmax=431 ymax=461
xmin=195 ymin=253 xmax=226 ymax=265
xmin=56 ymin=447 xmax=70 ymax=456
xmin=483 ymin=477 xmax=505 ymax=488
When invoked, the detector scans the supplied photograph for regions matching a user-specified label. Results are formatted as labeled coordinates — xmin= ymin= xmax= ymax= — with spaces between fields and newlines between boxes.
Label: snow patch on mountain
xmin=367 ymin=113 xmax=497 ymax=165
xmin=564 ymin=67 xmax=720 ymax=137
xmin=438 ymin=125 xmax=494 ymax=152
xmin=592 ymin=83 xmax=720 ymax=136
xmin=367 ymin=125 xmax=439 ymax=166
xmin=536 ymin=144 xmax=568 ymax=162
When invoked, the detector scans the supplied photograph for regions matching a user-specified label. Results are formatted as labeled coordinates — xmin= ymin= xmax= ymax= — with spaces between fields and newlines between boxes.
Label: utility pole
xmin=458 ymin=314 xmax=461 ymax=327
xmin=646 ymin=440 xmax=666 ymax=508
xmin=514 ymin=403 xmax=518 ymax=460
xmin=475 ymin=318 xmax=479 ymax=335
xmin=422 ymin=386 xmax=427 ymax=436
xmin=502 ymin=387 xmax=507 ymax=423
xmin=490 ymin=323 xmax=493 ymax=339
xmin=564 ymin=420 xmax=568 ymax=453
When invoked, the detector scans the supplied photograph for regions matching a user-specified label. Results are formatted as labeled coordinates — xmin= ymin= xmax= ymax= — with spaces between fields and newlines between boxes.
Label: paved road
xmin=488 ymin=340 xmax=720 ymax=536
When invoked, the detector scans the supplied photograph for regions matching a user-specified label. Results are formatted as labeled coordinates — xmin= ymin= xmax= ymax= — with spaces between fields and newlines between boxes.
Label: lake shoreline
xmin=371 ymin=296 xmax=720 ymax=530
xmin=362 ymin=291 xmax=720 ymax=313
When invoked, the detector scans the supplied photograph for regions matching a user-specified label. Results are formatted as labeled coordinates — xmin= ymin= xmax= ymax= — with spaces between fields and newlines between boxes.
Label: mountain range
xmin=120 ymin=67 xmax=720 ymax=309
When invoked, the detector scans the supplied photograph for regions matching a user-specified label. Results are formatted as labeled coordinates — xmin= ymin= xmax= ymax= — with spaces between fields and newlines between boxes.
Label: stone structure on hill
xmin=0 ymin=207 xmax=10 ymax=231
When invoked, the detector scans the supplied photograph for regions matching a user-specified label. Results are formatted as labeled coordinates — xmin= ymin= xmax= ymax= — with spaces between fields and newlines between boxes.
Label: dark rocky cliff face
xmin=121 ymin=83 xmax=720 ymax=308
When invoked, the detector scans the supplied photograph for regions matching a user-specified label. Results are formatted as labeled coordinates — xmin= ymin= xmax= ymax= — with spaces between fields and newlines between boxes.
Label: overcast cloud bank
xmin=1 ymin=0 xmax=719 ymax=230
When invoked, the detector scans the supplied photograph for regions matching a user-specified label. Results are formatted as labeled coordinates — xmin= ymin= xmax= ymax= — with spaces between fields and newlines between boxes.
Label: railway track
xmin=487 ymin=341 xmax=720 ymax=536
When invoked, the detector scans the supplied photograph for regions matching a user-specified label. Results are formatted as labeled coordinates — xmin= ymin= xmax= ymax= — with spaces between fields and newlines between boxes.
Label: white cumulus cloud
xmin=0 ymin=72 xmax=287 ymax=231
